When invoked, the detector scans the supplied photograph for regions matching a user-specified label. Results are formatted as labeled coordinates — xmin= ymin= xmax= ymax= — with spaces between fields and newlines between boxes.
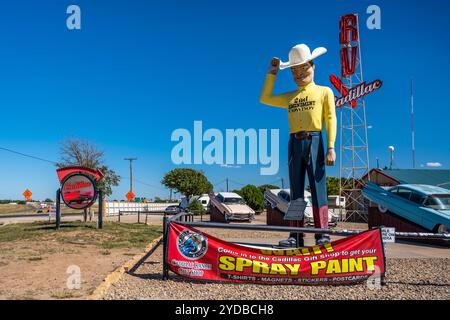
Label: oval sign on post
xmin=61 ymin=174 xmax=98 ymax=210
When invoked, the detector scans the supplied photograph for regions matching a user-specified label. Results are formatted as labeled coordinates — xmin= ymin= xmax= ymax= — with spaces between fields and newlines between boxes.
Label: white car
xmin=210 ymin=192 xmax=255 ymax=222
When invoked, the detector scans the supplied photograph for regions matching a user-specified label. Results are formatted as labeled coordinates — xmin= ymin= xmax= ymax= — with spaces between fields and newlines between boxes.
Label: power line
xmin=121 ymin=176 xmax=166 ymax=191
xmin=0 ymin=146 xmax=57 ymax=164
xmin=228 ymin=179 xmax=246 ymax=187
xmin=212 ymin=179 xmax=226 ymax=187
xmin=0 ymin=146 xmax=169 ymax=194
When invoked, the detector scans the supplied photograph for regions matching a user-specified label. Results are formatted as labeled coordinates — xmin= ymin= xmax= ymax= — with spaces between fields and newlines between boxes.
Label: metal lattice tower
xmin=339 ymin=14 xmax=370 ymax=222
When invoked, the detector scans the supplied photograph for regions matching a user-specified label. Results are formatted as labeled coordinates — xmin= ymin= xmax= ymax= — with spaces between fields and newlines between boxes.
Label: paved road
xmin=0 ymin=213 xmax=164 ymax=225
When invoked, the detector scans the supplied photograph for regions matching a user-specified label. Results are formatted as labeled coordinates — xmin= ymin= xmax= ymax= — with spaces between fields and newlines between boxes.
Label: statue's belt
xmin=293 ymin=131 xmax=320 ymax=139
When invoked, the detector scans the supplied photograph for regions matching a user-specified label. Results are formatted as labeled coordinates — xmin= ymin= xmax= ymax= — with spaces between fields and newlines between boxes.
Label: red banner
xmin=168 ymin=222 xmax=386 ymax=285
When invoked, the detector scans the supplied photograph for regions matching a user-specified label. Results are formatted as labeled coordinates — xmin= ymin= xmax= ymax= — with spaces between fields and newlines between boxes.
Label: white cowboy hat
xmin=279 ymin=44 xmax=327 ymax=70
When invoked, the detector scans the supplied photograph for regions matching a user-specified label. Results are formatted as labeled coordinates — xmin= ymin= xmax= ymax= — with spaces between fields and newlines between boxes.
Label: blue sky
xmin=1 ymin=0 xmax=449 ymax=200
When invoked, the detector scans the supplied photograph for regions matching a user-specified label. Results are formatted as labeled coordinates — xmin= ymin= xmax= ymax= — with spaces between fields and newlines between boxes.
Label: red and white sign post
xmin=55 ymin=166 xmax=104 ymax=230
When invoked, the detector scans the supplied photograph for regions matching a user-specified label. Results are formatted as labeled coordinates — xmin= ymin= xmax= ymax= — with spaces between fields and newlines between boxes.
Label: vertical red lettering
xmin=340 ymin=14 xmax=358 ymax=77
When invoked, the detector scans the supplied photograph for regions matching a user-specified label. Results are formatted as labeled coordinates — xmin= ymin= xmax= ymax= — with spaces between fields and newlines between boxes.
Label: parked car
xmin=264 ymin=189 xmax=338 ymax=226
xmin=362 ymin=182 xmax=450 ymax=233
xmin=164 ymin=205 xmax=181 ymax=215
xmin=63 ymin=190 xmax=93 ymax=204
xmin=209 ymin=192 xmax=255 ymax=222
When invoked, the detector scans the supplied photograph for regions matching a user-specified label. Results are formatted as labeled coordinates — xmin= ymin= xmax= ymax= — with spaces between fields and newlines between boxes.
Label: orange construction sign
xmin=126 ymin=191 xmax=135 ymax=202
xmin=23 ymin=189 xmax=32 ymax=201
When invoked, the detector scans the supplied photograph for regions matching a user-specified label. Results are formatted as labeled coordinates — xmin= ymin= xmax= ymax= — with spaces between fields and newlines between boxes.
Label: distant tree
xmin=326 ymin=177 xmax=341 ymax=195
xmin=231 ymin=189 xmax=243 ymax=197
xmin=258 ymin=184 xmax=280 ymax=194
xmin=154 ymin=197 xmax=167 ymax=203
xmin=188 ymin=199 xmax=205 ymax=216
xmin=240 ymin=184 xmax=264 ymax=213
xmin=44 ymin=198 xmax=53 ymax=203
xmin=57 ymin=138 xmax=120 ymax=221
xmin=161 ymin=168 xmax=212 ymax=201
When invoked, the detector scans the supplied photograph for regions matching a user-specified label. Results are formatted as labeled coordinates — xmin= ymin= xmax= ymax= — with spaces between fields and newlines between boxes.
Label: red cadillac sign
xmin=61 ymin=174 xmax=97 ymax=209
xmin=168 ymin=222 xmax=386 ymax=285
xmin=56 ymin=166 xmax=103 ymax=210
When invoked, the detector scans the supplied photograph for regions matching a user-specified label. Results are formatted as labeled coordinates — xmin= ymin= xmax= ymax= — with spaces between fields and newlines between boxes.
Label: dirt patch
xmin=0 ymin=221 xmax=161 ymax=300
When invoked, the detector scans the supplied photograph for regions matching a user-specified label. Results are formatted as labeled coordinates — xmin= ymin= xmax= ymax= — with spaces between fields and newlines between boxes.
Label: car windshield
xmin=223 ymin=197 xmax=244 ymax=204
xmin=278 ymin=191 xmax=290 ymax=202
xmin=424 ymin=195 xmax=450 ymax=210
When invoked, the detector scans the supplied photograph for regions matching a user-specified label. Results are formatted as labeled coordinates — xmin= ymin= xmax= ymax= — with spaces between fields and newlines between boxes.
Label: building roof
xmin=383 ymin=169 xmax=450 ymax=190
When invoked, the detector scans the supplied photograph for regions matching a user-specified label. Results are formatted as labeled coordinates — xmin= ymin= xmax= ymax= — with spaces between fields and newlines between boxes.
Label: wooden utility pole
xmin=124 ymin=158 xmax=137 ymax=191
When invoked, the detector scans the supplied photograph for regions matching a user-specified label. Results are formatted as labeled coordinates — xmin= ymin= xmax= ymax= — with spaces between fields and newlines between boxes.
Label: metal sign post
xmin=98 ymin=190 xmax=103 ymax=229
xmin=55 ymin=188 xmax=61 ymax=230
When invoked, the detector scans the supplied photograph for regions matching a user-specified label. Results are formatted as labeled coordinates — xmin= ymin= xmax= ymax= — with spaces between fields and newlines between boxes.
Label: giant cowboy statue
xmin=260 ymin=44 xmax=337 ymax=247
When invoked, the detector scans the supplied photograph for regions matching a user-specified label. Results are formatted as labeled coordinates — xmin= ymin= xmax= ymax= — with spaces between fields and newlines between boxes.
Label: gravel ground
xmin=103 ymin=221 xmax=450 ymax=300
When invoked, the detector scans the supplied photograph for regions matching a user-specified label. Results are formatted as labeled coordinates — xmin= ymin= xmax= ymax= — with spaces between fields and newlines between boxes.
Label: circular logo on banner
xmin=177 ymin=230 xmax=208 ymax=260
xmin=61 ymin=174 xmax=97 ymax=210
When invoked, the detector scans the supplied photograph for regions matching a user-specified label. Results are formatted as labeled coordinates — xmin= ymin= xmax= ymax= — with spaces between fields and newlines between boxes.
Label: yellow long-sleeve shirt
xmin=260 ymin=74 xmax=337 ymax=149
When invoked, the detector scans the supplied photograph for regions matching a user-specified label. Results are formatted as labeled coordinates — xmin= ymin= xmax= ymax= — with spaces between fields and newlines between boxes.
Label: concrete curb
xmin=88 ymin=235 xmax=163 ymax=300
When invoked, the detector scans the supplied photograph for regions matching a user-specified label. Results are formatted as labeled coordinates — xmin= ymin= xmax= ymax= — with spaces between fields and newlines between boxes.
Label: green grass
xmin=51 ymin=290 xmax=81 ymax=299
xmin=27 ymin=256 xmax=43 ymax=261
xmin=0 ymin=221 xmax=162 ymax=250
xmin=0 ymin=203 xmax=98 ymax=216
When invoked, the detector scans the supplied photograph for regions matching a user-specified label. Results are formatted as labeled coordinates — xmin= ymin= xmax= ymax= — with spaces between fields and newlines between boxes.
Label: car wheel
xmin=437 ymin=224 xmax=450 ymax=234
xmin=378 ymin=204 xmax=388 ymax=213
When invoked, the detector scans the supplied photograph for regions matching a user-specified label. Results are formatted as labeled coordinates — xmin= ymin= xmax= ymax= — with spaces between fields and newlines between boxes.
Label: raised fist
xmin=268 ymin=57 xmax=280 ymax=75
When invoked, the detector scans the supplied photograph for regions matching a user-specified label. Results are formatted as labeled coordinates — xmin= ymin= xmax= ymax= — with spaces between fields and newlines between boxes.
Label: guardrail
xmin=117 ymin=210 xmax=168 ymax=223
xmin=106 ymin=201 xmax=178 ymax=216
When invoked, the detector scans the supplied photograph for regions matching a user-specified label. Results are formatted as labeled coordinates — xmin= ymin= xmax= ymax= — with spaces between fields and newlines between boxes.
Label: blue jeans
xmin=288 ymin=131 xmax=329 ymax=239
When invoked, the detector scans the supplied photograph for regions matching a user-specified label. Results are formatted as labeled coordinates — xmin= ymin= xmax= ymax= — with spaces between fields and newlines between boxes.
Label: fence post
xmin=162 ymin=215 xmax=170 ymax=280
xmin=118 ymin=211 xmax=121 ymax=223
xmin=138 ymin=210 xmax=140 ymax=224
xmin=97 ymin=190 xmax=103 ymax=229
